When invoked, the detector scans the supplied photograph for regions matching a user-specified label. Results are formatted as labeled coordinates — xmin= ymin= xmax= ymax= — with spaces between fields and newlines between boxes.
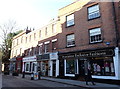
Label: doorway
xmin=52 ymin=61 xmax=56 ymax=76
xmin=78 ymin=60 xmax=85 ymax=81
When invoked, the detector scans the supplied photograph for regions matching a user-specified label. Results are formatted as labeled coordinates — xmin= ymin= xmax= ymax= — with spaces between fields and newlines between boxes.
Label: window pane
xmin=67 ymin=34 xmax=75 ymax=46
xmin=90 ymin=28 xmax=102 ymax=43
xmin=88 ymin=5 xmax=100 ymax=19
xmin=66 ymin=14 xmax=74 ymax=27
xmin=66 ymin=60 xmax=75 ymax=74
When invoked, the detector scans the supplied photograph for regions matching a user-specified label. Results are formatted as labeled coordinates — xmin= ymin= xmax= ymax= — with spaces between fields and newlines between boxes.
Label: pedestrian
xmin=85 ymin=68 xmax=95 ymax=85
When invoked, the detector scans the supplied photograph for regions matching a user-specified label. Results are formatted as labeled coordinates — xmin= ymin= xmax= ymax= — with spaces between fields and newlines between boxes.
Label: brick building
xmin=57 ymin=1 xmax=120 ymax=80
xmin=10 ymin=0 xmax=120 ymax=81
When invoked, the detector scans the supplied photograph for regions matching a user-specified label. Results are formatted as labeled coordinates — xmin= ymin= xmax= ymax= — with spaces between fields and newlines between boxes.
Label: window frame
xmin=87 ymin=4 xmax=100 ymax=20
xmin=89 ymin=27 xmax=102 ymax=44
xmin=66 ymin=13 xmax=75 ymax=27
xmin=66 ymin=34 xmax=75 ymax=47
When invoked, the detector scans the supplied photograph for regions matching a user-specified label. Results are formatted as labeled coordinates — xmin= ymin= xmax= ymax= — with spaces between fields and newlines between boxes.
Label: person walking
xmin=85 ymin=68 xmax=95 ymax=85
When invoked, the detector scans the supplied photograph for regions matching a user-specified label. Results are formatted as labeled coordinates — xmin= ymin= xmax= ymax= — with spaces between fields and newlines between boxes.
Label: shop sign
xmin=61 ymin=49 xmax=114 ymax=58
xmin=37 ymin=54 xmax=50 ymax=60
xmin=23 ymin=56 xmax=37 ymax=62
xmin=50 ymin=52 xmax=58 ymax=60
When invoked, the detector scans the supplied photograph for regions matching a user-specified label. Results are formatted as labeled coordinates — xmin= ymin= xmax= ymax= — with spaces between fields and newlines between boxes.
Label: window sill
xmin=66 ymin=24 xmax=75 ymax=28
xmin=66 ymin=45 xmax=76 ymax=48
xmin=89 ymin=40 xmax=103 ymax=44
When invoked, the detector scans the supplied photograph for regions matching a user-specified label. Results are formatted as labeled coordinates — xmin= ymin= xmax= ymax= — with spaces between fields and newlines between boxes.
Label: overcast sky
xmin=0 ymin=0 xmax=74 ymax=44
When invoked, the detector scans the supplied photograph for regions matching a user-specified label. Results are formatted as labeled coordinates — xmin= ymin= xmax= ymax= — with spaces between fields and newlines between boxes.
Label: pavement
xmin=9 ymin=73 xmax=120 ymax=89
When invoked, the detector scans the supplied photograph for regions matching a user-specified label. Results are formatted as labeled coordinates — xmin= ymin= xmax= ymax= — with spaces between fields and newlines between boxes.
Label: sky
xmin=0 ymin=0 xmax=74 ymax=30
xmin=0 ymin=0 xmax=74 ymax=44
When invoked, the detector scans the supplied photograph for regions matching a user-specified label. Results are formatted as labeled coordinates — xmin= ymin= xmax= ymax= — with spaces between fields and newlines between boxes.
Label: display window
xmin=66 ymin=59 xmax=78 ymax=74
xmin=90 ymin=57 xmax=115 ymax=76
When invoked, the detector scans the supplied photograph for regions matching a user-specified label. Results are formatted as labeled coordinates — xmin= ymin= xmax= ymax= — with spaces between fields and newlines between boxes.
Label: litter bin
xmin=33 ymin=72 xmax=38 ymax=80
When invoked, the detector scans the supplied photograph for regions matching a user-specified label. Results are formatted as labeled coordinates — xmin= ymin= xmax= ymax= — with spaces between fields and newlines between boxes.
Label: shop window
xmin=66 ymin=60 xmax=75 ymax=74
xmin=91 ymin=57 xmax=115 ymax=76
xmin=66 ymin=34 xmax=75 ymax=47
xmin=25 ymin=63 xmax=30 ymax=72
xmin=89 ymin=28 xmax=102 ymax=43
xmin=66 ymin=14 xmax=74 ymax=27
xmin=88 ymin=4 xmax=100 ymax=20
xmin=66 ymin=59 xmax=78 ymax=74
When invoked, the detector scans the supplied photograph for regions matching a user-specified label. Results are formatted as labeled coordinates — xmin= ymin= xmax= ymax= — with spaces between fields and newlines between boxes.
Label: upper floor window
xmin=88 ymin=4 xmax=100 ymax=20
xmin=45 ymin=27 xmax=48 ymax=36
xmin=44 ymin=41 xmax=50 ymax=53
xmin=26 ymin=37 xmax=27 ymax=43
xmin=66 ymin=34 xmax=75 ymax=47
xmin=52 ymin=23 xmax=56 ymax=33
xmin=17 ymin=39 xmax=19 ymax=45
xmin=20 ymin=48 xmax=22 ymax=56
xmin=66 ymin=14 xmax=74 ymax=27
xmin=89 ymin=28 xmax=102 ymax=43
xmin=39 ymin=44 xmax=43 ymax=55
xmin=34 ymin=33 xmax=36 ymax=40
xmin=39 ymin=30 xmax=41 ymax=38
xmin=52 ymin=39 xmax=57 ymax=50
xmin=29 ymin=35 xmax=31 ymax=42
xmin=21 ymin=37 xmax=23 ymax=43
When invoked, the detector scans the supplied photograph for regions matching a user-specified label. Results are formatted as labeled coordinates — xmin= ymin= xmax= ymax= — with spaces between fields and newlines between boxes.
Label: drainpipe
xmin=112 ymin=1 xmax=120 ymax=79
xmin=112 ymin=1 xmax=119 ymax=47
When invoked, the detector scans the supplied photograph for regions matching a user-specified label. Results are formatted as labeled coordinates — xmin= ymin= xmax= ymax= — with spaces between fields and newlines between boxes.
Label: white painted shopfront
xmin=22 ymin=56 xmax=37 ymax=73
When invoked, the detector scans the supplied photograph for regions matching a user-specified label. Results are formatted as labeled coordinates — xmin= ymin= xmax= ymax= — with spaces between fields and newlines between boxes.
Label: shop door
xmin=52 ymin=61 xmax=56 ymax=76
xmin=79 ymin=60 xmax=85 ymax=76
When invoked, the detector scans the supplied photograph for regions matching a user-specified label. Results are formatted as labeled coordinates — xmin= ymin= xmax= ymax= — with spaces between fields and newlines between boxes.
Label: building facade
xmin=10 ymin=0 xmax=120 ymax=80
xmin=57 ymin=1 xmax=120 ymax=80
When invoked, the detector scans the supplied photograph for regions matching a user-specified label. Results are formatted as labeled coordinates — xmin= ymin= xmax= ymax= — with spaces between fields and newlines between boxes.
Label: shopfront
xmin=9 ymin=58 xmax=16 ymax=73
xmin=22 ymin=56 xmax=37 ymax=73
xmin=49 ymin=52 xmax=59 ymax=77
xmin=59 ymin=48 xmax=120 ymax=80
xmin=37 ymin=54 xmax=50 ymax=76
xmin=16 ymin=57 xmax=23 ymax=73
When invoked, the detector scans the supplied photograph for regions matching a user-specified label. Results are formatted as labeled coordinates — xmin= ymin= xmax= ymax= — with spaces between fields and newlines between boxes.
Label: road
xmin=2 ymin=75 xmax=87 ymax=89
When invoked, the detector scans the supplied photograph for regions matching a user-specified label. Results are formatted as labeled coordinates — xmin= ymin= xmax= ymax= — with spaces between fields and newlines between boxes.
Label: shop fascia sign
xmin=62 ymin=49 xmax=114 ymax=58
xmin=37 ymin=54 xmax=50 ymax=60
xmin=50 ymin=52 xmax=58 ymax=60
xmin=23 ymin=56 xmax=37 ymax=62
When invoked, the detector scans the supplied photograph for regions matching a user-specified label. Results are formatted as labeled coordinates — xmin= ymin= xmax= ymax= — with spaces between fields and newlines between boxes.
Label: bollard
xmin=38 ymin=71 xmax=41 ymax=80
xmin=22 ymin=71 xmax=25 ymax=78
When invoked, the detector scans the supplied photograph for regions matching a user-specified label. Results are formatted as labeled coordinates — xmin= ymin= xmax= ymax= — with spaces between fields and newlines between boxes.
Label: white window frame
xmin=89 ymin=28 xmax=102 ymax=43
xmin=44 ymin=43 xmax=49 ymax=53
xmin=25 ymin=62 xmax=30 ymax=72
xmin=66 ymin=14 xmax=74 ymax=27
xmin=88 ymin=4 xmax=100 ymax=20
xmin=52 ymin=23 xmax=57 ymax=33
xmin=64 ymin=59 xmax=78 ymax=77
xmin=66 ymin=34 xmax=75 ymax=47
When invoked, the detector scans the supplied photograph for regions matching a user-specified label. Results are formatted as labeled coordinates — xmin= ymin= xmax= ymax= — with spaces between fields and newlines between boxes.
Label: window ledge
xmin=66 ymin=45 xmax=76 ymax=48
xmin=90 ymin=40 xmax=103 ymax=44
xmin=66 ymin=24 xmax=75 ymax=28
